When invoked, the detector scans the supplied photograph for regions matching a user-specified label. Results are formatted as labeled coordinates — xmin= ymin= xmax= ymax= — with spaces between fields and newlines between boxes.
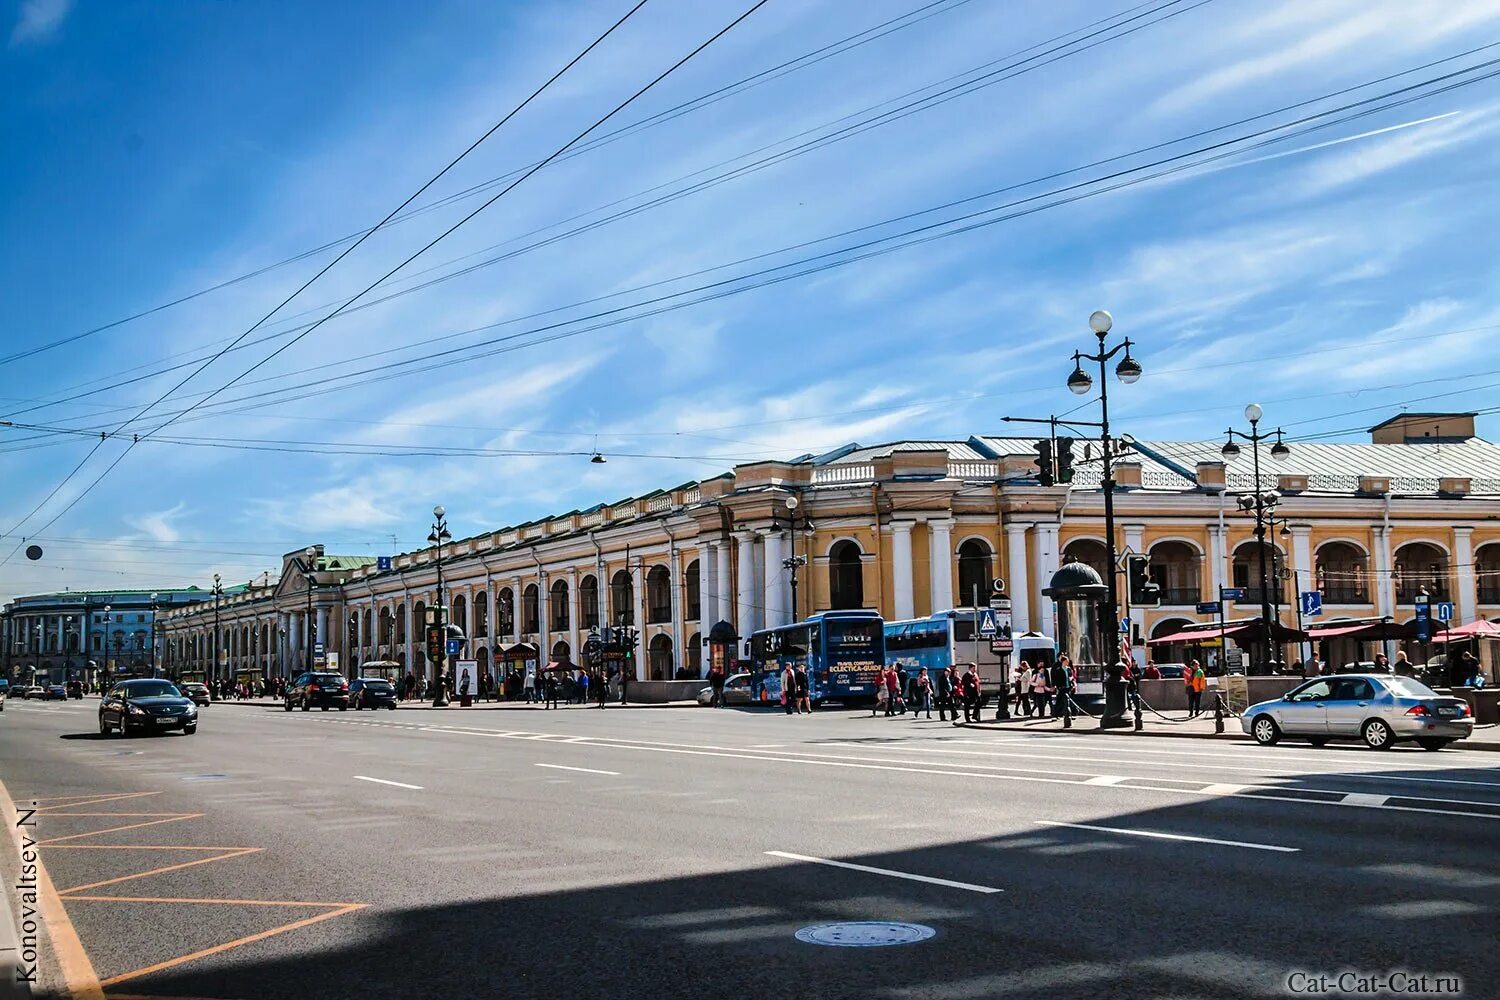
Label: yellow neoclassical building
xmin=159 ymin=413 xmax=1500 ymax=682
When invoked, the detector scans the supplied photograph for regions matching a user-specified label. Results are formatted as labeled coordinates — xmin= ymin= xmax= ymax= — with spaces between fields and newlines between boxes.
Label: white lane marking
xmin=765 ymin=851 xmax=1002 ymax=894
xmin=750 ymin=744 xmax=786 ymax=748
xmin=1342 ymin=793 xmax=1389 ymax=808
xmin=535 ymin=763 xmax=620 ymax=776
xmin=353 ymin=775 xmax=423 ymax=789
xmin=1037 ymin=821 xmax=1299 ymax=853
xmin=1202 ymin=783 xmax=1247 ymax=796
xmin=1084 ymin=775 xmax=1128 ymax=786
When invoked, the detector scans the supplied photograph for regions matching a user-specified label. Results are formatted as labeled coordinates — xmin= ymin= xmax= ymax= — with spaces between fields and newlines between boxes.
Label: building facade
xmin=157 ymin=415 xmax=1500 ymax=683
xmin=1 ymin=588 xmax=211 ymax=683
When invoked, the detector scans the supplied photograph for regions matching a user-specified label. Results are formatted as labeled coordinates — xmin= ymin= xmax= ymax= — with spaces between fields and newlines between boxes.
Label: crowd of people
xmin=392 ymin=663 xmax=630 ymax=708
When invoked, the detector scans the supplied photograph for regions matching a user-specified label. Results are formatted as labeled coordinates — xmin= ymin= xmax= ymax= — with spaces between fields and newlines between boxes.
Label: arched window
xmin=412 ymin=602 xmax=426 ymax=645
xmin=522 ymin=585 xmax=540 ymax=635
xmin=395 ymin=604 xmax=407 ymax=644
xmin=497 ymin=588 xmax=515 ymax=636
xmin=685 ymin=560 xmax=701 ymax=621
xmin=474 ymin=592 xmax=489 ymax=638
xmin=647 ymin=566 xmax=672 ymax=624
xmin=1394 ymin=542 xmax=1450 ymax=603
xmin=1062 ymin=539 xmax=1109 ymax=583
xmin=362 ymin=609 xmax=372 ymax=648
xmin=1231 ymin=541 xmax=1286 ymax=605
xmin=829 ymin=540 xmax=864 ymax=610
xmin=611 ymin=570 xmax=634 ymax=626
xmin=1148 ymin=541 xmax=1201 ymax=606
xmin=452 ymin=594 xmax=467 ymax=634
xmin=1315 ymin=542 xmax=1369 ymax=604
xmin=346 ymin=613 xmax=357 ymax=652
xmin=550 ymin=579 xmax=569 ymax=632
xmin=579 ymin=575 xmax=600 ymax=629
xmin=551 ymin=639 xmax=571 ymax=662
xmin=957 ymin=539 xmax=993 ymax=606
xmin=379 ymin=607 xmax=393 ymax=646
xmin=648 ymin=633 xmax=673 ymax=681
xmin=1477 ymin=543 xmax=1500 ymax=605
xmin=686 ymin=631 xmax=702 ymax=675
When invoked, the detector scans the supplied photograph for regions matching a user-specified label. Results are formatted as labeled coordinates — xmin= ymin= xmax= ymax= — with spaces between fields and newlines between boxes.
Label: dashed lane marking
xmin=535 ymin=763 xmax=620 ymax=776
xmin=765 ymin=851 xmax=1002 ymax=894
xmin=1036 ymin=820 xmax=1300 ymax=853
xmin=353 ymin=775 xmax=423 ymax=790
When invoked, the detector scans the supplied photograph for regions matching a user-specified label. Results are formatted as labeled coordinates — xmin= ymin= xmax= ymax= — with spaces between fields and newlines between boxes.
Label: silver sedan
xmin=1242 ymin=674 xmax=1474 ymax=750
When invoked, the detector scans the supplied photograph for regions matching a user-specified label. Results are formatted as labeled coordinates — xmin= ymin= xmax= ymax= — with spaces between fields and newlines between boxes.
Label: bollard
xmin=1133 ymin=699 xmax=1143 ymax=732
xmin=1214 ymin=694 xmax=1224 ymax=735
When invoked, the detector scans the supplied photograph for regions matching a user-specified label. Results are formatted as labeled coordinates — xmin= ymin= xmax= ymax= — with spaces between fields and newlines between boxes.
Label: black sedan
xmin=349 ymin=677 xmax=398 ymax=710
xmin=99 ymin=679 xmax=198 ymax=737
xmin=179 ymin=682 xmax=212 ymax=707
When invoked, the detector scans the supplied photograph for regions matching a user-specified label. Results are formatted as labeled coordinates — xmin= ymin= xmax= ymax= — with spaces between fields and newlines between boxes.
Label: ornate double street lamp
xmin=211 ymin=573 xmax=224 ymax=690
xmin=429 ymin=505 xmax=452 ymax=707
xmin=1221 ymin=403 xmax=1291 ymax=673
xmin=149 ymin=592 xmax=159 ymax=678
xmin=1066 ymin=309 xmax=1142 ymax=727
xmin=302 ymin=547 xmax=318 ymax=675
xmin=782 ymin=494 xmax=810 ymax=622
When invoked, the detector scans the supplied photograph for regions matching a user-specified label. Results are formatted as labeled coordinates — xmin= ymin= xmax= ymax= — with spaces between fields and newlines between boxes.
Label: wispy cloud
xmin=125 ymin=502 xmax=188 ymax=543
xmin=10 ymin=0 xmax=71 ymax=46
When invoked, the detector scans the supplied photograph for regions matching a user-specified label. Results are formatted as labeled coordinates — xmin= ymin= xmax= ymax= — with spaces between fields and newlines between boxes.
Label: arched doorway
xmin=829 ymin=540 xmax=864 ymax=610
xmin=957 ymin=539 xmax=993 ymax=607
xmin=686 ymin=631 xmax=702 ymax=675
xmin=684 ymin=560 xmax=701 ymax=621
xmin=648 ymin=633 xmax=673 ymax=680
xmin=551 ymin=639 xmax=570 ymax=663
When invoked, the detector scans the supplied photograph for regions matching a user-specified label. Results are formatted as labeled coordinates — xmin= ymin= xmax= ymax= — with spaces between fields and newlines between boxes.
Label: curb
xmin=0 ymin=799 xmax=31 ymax=1000
xmin=958 ymin=720 xmax=1500 ymax=751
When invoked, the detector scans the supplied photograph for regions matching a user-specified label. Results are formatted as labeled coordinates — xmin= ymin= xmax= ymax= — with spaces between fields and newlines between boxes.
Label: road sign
xmin=446 ymin=638 xmax=463 ymax=656
xmin=313 ymin=642 xmax=325 ymax=657
xmin=1414 ymin=593 xmax=1430 ymax=605
xmin=1299 ymin=591 xmax=1323 ymax=617
xmin=1219 ymin=587 xmax=1245 ymax=600
xmin=325 ymin=651 xmax=340 ymax=671
xmin=977 ymin=610 xmax=999 ymax=638
xmin=986 ymin=604 xmax=1013 ymax=652
xmin=376 ymin=556 xmax=392 ymax=571
xmin=1195 ymin=601 xmax=1220 ymax=615
xmin=1415 ymin=603 xmax=1430 ymax=642
xmin=1436 ymin=602 xmax=1455 ymax=623
xmin=1119 ymin=616 xmax=1130 ymax=635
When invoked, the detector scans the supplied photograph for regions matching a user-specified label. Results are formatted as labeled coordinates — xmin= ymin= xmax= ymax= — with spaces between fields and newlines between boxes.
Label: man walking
xmin=960 ymin=662 xmax=981 ymax=723
xmin=933 ymin=663 xmax=953 ymax=721
xmin=1050 ymin=655 xmax=1074 ymax=729
xmin=1187 ymin=660 xmax=1206 ymax=717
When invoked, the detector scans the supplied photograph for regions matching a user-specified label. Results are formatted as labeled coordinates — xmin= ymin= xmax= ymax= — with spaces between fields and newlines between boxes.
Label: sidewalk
xmin=211 ymin=698 xmax=698 ymax=711
xmin=962 ymin=709 xmax=1500 ymax=751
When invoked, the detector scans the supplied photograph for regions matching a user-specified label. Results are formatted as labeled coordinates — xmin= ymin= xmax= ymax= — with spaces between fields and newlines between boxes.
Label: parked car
xmin=43 ymin=684 xmax=68 ymax=701
xmin=696 ymin=672 xmax=753 ymax=706
xmin=1243 ymin=674 xmax=1473 ymax=750
xmin=179 ymin=682 xmax=211 ymax=707
xmin=99 ymin=678 xmax=198 ymax=737
xmin=349 ymin=677 xmax=398 ymax=710
xmin=284 ymin=671 xmax=349 ymax=712
xmin=1151 ymin=664 xmax=1187 ymax=679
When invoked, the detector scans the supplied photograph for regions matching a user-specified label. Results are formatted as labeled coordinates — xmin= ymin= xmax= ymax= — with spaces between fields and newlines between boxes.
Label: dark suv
xmin=349 ymin=677 xmax=398 ymax=710
xmin=284 ymin=672 xmax=350 ymax=712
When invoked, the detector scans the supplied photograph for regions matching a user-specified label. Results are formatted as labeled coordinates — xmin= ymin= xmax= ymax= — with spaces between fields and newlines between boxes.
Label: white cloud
xmin=9 ymin=0 xmax=70 ymax=46
xmin=1295 ymin=109 xmax=1500 ymax=197
xmin=124 ymin=503 xmax=188 ymax=543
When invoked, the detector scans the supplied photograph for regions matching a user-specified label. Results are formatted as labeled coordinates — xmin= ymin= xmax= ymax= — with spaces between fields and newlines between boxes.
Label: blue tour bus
xmin=885 ymin=610 xmax=1060 ymax=699
xmin=750 ymin=610 xmax=886 ymax=706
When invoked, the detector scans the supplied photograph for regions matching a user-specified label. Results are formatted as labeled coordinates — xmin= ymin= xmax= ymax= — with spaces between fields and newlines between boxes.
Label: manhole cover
xmin=794 ymin=922 xmax=935 ymax=947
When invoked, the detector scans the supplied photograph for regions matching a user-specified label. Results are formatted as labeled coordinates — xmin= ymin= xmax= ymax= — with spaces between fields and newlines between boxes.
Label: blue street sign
xmin=1300 ymin=591 xmax=1323 ymax=617
xmin=1196 ymin=601 xmax=1220 ymax=615
xmin=313 ymin=642 xmax=325 ymax=656
xmin=446 ymin=638 xmax=463 ymax=656
xmin=1220 ymin=587 xmax=1245 ymax=600
xmin=1414 ymin=603 xmax=1430 ymax=641
xmin=977 ymin=609 xmax=999 ymax=638
xmin=1119 ymin=616 xmax=1130 ymax=634
xmin=1436 ymin=602 xmax=1455 ymax=623
xmin=376 ymin=556 xmax=393 ymax=571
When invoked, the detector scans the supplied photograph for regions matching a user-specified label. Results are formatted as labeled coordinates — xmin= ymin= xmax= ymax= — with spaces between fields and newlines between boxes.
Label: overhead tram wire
xmin=14 ymin=30 xmax=1497 ymax=426
xmin=0 ymin=0 xmax=976 ymax=370
xmin=0 ymin=0 xmax=657 ymax=565
xmin=2 ymin=0 xmax=1195 ymax=422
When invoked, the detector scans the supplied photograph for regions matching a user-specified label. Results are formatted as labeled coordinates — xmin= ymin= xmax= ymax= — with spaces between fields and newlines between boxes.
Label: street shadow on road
xmin=68 ymin=756 xmax=1499 ymax=1000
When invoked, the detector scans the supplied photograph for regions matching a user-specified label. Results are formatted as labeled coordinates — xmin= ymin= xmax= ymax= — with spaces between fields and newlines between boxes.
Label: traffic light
xmin=1127 ymin=555 xmax=1160 ymax=608
xmin=1056 ymin=436 xmax=1076 ymax=484
xmin=1034 ymin=439 xmax=1055 ymax=486
xmin=426 ymin=624 xmax=446 ymax=665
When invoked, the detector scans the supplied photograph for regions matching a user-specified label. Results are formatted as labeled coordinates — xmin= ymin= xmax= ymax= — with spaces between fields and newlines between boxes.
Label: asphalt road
xmin=3 ymin=697 xmax=1499 ymax=1000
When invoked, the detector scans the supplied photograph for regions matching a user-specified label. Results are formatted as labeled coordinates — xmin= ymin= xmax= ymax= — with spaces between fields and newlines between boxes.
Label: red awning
xmin=1433 ymin=618 xmax=1500 ymax=642
xmin=1305 ymin=618 xmax=1418 ymax=642
xmin=1149 ymin=624 xmax=1252 ymax=646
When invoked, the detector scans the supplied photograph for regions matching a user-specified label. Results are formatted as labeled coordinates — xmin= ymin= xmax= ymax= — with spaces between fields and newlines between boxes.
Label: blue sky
xmin=4 ymin=0 xmax=1500 ymax=598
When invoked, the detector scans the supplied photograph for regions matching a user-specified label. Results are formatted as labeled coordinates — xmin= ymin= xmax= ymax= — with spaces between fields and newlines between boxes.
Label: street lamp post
xmin=211 ymin=574 xmax=223 ymax=692
xmin=429 ymin=506 xmax=452 ymax=707
xmin=149 ymin=593 xmax=159 ymax=678
xmin=1221 ymin=403 xmax=1292 ymax=673
xmin=1066 ymin=309 xmax=1142 ymax=727
xmin=782 ymin=494 xmax=809 ymax=623
xmin=100 ymin=604 xmax=112 ymax=687
xmin=303 ymin=546 xmax=317 ymax=675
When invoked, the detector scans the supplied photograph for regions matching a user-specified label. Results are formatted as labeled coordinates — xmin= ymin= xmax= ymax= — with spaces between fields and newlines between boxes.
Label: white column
xmin=928 ymin=519 xmax=955 ymax=614
xmin=631 ymin=560 xmax=646 ymax=679
xmin=891 ymin=521 xmax=915 ymax=621
xmin=669 ymin=548 xmax=684 ymax=675
xmin=1454 ymin=527 xmax=1476 ymax=625
xmin=1209 ymin=525 xmax=1228 ymax=597
xmin=1123 ymin=524 xmax=1145 ymax=666
xmin=762 ymin=528 xmax=786 ymax=628
xmin=716 ymin=542 xmax=733 ymax=628
xmin=1291 ymin=525 xmax=1314 ymax=663
xmin=734 ymin=531 xmax=756 ymax=638
xmin=566 ymin=568 xmax=580 ymax=656
xmin=751 ymin=535 xmax=766 ymax=634
xmin=1032 ymin=523 xmax=1060 ymax=636
xmin=701 ymin=542 xmax=719 ymax=628
xmin=315 ymin=607 xmax=328 ymax=655
xmin=512 ymin=576 xmax=524 ymax=641
xmin=1373 ymin=526 xmax=1394 ymax=617
xmin=1005 ymin=522 xmax=1031 ymax=632
xmin=537 ymin=571 xmax=550 ymax=660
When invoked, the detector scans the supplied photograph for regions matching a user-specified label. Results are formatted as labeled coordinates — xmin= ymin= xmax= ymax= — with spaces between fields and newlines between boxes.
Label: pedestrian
xmin=1187 ymin=660 xmax=1206 ymax=717
xmin=795 ymin=663 xmax=812 ymax=714
xmin=960 ymin=662 xmax=981 ymax=723
xmin=595 ymin=670 xmax=609 ymax=708
xmin=783 ymin=663 xmax=796 ymax=715
xmin=895 ymin=664 xmax=909 ymax=715
xmin=1049 ymin=655 xmax=1074 ymax=728
xmin=1013 ymin=666 xmax=1030 ymax=717
xmin=1142 ymin=661 xmax=1162 ymax=681
xmin=1374 ymin=653 xmax=1390 ymax=673
xmin=619 ymin=667 xmax=630 ymax=706
xmin=883 ymin=665 xmax=900 ymax=717
xmin=1393 ymin=650 xmax=1415 ymax=676
xmin=577 ymin=668 xmax=589 ymax=705
xmin=544 ymin=670 xmax=560 ymax=709
xmin=933 ymin=662 xmax=953 ymax=721
xmin=914 ymin=667 xmax=933 ymax=719
xmin=1030 ymin=662 xmax=1050 ymax=717
xmin=1182 ymin=660 xmax=1196 ymax=709
xmin=709 ymin=664 xmax=726 ymax=708
xmin=1304 ymin=656 xmax=1321 ymax=678
xmin=873 ymin=674 xmax=887 ymax=717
